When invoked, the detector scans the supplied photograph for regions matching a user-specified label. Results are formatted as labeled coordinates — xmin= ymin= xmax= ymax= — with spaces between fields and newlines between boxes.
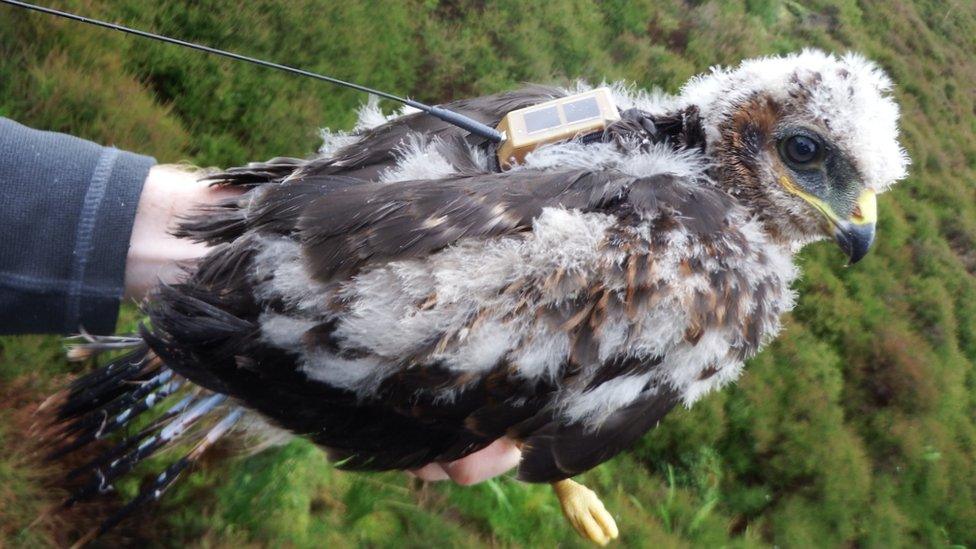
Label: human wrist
xmin=123 ymin=165 xmax=215 ymax=301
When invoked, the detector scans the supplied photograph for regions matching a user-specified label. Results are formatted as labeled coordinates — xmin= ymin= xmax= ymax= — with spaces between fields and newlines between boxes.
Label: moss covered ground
xmin=1 ymin=1 xmax=975 ymax=546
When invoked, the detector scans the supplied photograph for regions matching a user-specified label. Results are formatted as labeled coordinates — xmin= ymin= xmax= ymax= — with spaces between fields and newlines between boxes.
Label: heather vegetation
xmin=1 ymin=0 xmax=975 ymax=546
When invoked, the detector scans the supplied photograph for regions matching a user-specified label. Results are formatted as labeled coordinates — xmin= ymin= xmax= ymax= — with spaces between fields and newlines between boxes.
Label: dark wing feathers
xmin=516 ymin=386 xmax=680 ymax=482
xmin=300 ymin=169 xmax=629 ymax=281
xmin=203 ymin=156 xmax=306 ymax=187
xmin=161 ymin=169 xmax=731 ymax=477
xmin=47 ymin=86 xmax=730 ymax=544
xmin=184 ymin=167 xmax=728 ymax=291
xmin=155 ymin=89 xmax=730 ymax=482
xmin=605 ymin=106 xmax=706 ymax=153
xmin=157 ymin=165 xmax=732 ymax=482
xmin=300 ymin=85 xmax=567 ymax=180
xmin=202 ymin=85 xmax=568 ymax=184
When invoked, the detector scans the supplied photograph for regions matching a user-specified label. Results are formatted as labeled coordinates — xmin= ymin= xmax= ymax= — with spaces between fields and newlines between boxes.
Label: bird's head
xmin=683 ymin=50 xmax=909 ymax=263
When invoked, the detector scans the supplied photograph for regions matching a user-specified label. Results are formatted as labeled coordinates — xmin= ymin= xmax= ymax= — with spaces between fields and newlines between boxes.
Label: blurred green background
xmin=1 ymin=0 xmax=975 ymax=546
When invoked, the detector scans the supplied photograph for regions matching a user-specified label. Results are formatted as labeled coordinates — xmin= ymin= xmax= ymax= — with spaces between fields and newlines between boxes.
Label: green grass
xmin=2 ymin=0 xmax=975 ymax=546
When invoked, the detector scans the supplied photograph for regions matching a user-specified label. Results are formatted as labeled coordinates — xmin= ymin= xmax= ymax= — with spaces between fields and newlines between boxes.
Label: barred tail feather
xmin=61 ymin=393 xmax=228 ymax=508
xmin=44 ymin=334 xmax=244 ymax=544
xmin=56 ymin=345 xmax=158 ymax=421
xmin=71 ymin=408 xmax=245 ymax=548
xmin=46 ymin=373 xmax=183 ymax=461
xmin=53 ymin=370 xmax=179 ymax=439
xmin=65 ymin=393 xmax=196 ymax=481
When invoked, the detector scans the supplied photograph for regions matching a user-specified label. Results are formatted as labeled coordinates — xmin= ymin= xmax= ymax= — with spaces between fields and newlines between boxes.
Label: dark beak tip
xmin=834 ymin=223 xmax=876 ymax=265
xmin=846 ymin=250 xmax=869 ymax=266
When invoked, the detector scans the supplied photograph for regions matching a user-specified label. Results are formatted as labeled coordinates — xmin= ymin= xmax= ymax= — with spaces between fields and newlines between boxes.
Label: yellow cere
xmin=851 ymin=189 xmax=877 ymax=225
xmin=778 ymin=175 xmax=877 ymax=225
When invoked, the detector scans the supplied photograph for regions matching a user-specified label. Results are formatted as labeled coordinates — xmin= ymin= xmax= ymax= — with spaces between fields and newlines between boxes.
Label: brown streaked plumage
xmin=41 ymin=50 xmax=909 ymax=544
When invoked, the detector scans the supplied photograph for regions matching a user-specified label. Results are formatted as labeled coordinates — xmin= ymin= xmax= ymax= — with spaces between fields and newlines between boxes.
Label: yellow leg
xmin=552 ymin=478 xmax=619 ymax=546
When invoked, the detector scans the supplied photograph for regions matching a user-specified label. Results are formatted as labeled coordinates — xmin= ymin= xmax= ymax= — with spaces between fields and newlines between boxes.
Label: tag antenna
xmin=1 ymin=0 xmax=504 ymax=143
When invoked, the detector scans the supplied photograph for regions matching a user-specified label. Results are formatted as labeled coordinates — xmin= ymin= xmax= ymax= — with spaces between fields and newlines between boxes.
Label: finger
xmin=408 ymin=462 xmax=450 ymax=481
xmin=579 ymin=511 xmax=609 ymax=546
xmin=592 ymin=504 xmax=619 ymax=540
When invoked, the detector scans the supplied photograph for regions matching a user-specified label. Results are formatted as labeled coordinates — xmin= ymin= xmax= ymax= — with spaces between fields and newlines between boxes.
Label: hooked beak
xmin=833 ymin=218 xmax=875 ymax=264
xmin=832 ymin=189 xmax=877 ymax=265
xmin=779 ymin=177 xmax=878 ymax=265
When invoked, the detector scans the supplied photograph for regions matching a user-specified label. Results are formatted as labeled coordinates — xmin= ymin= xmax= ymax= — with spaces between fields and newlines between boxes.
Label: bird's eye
xmin=781 ymin=134 xmax=821 ymax=167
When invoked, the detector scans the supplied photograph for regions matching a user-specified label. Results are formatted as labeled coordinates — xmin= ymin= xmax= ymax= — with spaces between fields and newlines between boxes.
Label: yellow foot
xmin=552 ymin=479 xmax=619 ymax=546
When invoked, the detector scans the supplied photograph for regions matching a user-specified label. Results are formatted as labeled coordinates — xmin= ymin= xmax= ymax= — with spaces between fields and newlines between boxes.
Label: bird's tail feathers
xmin=42 ymin=334 xmax=242 ymax=545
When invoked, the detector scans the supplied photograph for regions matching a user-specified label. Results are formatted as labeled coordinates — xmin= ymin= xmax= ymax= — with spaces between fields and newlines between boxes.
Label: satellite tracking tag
xmin=495 ymin=88 xmax=620 ymax=169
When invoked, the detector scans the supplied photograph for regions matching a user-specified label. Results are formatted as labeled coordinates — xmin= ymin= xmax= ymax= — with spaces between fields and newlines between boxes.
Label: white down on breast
xmin=273 ymin=101 xmax=800 ymax=422
xmin=332 ymin=208 xmax=621 ymax=385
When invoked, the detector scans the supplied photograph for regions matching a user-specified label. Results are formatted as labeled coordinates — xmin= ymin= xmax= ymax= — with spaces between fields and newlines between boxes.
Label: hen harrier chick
xmin=51 ymin=49 xmax=908 ymax=545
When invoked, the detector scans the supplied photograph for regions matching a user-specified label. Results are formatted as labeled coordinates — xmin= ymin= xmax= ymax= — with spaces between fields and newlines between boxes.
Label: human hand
xmin=410 ymin=437 xmax=522 ymax=485
xmin=124 ymin=165 xmax=236 ymax=301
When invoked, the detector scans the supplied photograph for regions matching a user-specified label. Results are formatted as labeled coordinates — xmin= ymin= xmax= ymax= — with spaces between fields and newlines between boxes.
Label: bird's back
xmin=139 ymin=85 xmax=794 ymax=482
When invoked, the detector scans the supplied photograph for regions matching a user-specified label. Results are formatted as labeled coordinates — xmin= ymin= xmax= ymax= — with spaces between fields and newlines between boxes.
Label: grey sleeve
xmin=0 ymin=117 xmax=157 ymax=335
